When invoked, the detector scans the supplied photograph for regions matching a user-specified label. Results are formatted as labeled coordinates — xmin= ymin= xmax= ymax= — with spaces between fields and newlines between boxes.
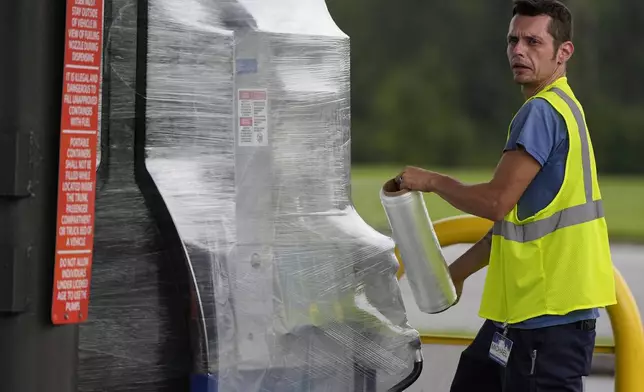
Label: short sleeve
xmin=504 ymin=98 xmax=562 ymax=167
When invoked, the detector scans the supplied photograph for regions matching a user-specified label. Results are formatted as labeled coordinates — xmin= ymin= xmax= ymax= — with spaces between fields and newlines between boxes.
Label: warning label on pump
xmin=52 ymin=0 xmax=105 ymax=325
xmin=65 ymin=0 xmax=103 ymax=67
xmin=238 ymin=89 xmax=268 ymax=147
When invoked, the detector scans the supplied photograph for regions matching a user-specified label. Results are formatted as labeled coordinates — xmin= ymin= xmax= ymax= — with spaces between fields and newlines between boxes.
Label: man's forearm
xmin=449 ymin=229 xmax=492 ymax=283
xmin=399 ymin=150 xmax=541 ymax=221
xmin=430 ymin=173 xmax=505 ymax=222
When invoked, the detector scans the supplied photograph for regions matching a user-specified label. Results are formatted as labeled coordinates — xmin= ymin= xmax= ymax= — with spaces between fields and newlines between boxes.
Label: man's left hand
xmin=397 ymin=166 xmax=439 ymax=192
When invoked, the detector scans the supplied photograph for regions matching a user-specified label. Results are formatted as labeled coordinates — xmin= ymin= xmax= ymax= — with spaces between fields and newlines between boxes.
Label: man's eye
xmin=528 ymin=38 xmax=539 ymax=45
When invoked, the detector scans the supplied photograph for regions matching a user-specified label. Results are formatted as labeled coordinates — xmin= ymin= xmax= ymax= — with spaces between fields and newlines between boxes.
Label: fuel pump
xmin=0 ymin=1 xmax=423 ymax=391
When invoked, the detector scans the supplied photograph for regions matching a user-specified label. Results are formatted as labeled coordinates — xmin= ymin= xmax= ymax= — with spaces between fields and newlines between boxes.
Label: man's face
xmin=507 ymin=14 xmax=560 ymax=86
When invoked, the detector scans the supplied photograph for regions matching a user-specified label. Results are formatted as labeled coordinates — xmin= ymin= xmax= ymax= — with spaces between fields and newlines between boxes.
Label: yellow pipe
xmin=394 ymin=215 xmax=492 ymax=279
xmin=608 ymin=268 xmax=644 ymax=392
xmin=395 ymin=215 xmax=492 ymax=279
xmin=395 ymin=214 xmax=644 ymax=391
xmin=432 ymin=214 xmax=493 ymax=246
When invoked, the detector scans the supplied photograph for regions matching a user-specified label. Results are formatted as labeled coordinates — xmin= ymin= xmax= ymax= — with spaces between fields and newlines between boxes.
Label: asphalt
xmin=398 ymin=242 xmax=644 ymax=392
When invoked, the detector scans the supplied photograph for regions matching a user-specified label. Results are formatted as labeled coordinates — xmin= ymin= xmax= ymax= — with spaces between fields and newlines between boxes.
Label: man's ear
xmin=558 ymin=41 xmax=574 ymax=64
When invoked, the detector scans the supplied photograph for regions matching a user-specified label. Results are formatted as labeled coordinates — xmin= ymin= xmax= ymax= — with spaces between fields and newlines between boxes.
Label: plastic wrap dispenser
xmin=380 ymin=178 xmax=458 ymax=314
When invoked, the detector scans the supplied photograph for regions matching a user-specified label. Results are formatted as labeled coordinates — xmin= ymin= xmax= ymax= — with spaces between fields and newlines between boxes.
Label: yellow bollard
xmin=394 ymin=214 xmax=644 ymax=392
xmin=608 ymin=268 xmax=644 ymax=392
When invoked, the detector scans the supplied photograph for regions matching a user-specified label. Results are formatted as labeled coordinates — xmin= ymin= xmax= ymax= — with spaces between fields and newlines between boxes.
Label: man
xmin=397 ymin=1 xmax=617 ymax=390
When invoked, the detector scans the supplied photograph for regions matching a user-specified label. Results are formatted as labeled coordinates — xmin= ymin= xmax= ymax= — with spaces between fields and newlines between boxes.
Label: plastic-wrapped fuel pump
xmin=78 ymin=0 xmax=423 ymax=391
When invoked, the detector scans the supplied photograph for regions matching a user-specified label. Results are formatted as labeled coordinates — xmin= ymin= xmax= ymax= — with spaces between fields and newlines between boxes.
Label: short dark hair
xmin=512 ymin=0 xmax=573 ymax=47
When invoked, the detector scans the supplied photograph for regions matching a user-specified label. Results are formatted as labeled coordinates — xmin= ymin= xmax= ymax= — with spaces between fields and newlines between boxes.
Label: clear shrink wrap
xmin=79 ymin=0 xmax=422 ymax=391
xmin=78 ymin=2 xmax=194 ymax=391
xmin=380 ymin=179 xmax=458 ymax=314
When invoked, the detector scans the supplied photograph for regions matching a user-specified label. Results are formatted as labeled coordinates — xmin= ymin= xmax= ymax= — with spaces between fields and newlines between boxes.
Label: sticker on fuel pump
xmin=51 ymin=0 xmax=105 ymax=325
xmin=238 ymin=89 xmax=268 ymax=147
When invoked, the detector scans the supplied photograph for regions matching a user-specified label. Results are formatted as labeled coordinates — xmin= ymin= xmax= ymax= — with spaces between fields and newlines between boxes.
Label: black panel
xmin=0 ymin=0 xmax=80 ymax=391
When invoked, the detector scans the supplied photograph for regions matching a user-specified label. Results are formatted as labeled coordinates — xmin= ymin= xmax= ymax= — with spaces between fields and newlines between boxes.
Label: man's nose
xmin=510 ymin=42 xmax=526 ymax=55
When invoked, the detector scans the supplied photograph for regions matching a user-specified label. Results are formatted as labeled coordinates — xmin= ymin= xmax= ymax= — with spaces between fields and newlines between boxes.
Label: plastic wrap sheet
xmin=78 ymin=1 xmax=194 ymax=391
xmin=380 ymin=180 xmax=457 ymax=315
xmin=80 ymin=0 xmax=421 ymax=391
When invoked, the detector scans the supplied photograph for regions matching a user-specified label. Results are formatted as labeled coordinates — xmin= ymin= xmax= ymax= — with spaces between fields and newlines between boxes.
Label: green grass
xmin=351 ymin=165 xmax=644 ymax=243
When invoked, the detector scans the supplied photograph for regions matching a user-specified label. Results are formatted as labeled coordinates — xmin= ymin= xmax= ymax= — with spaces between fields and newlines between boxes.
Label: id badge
xmin=489 ymin=332 xmax=513 ymax=367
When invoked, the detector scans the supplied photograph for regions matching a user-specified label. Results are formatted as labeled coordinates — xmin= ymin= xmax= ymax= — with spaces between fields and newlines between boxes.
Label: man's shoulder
xmin=512 ymin=97 xmax=566 ymax=133
xmin=506 ymin=96 xmax=568 ymax=166
xmin=517 ymin=97 xmax=558 ymax=118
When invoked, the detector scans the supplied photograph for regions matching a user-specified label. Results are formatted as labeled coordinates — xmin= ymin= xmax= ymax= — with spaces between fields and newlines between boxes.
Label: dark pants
xmin=450 ymin=319 xmax=596 ymax=392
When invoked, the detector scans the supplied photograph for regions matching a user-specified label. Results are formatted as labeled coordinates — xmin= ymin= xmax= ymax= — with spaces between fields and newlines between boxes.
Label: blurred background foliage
xmin=326 ymin=0 xmax=644 ymax=174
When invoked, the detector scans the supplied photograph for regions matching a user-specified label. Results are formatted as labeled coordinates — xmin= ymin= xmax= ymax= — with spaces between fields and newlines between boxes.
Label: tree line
xmin=327 ymin=0 xmax=644 ymax=174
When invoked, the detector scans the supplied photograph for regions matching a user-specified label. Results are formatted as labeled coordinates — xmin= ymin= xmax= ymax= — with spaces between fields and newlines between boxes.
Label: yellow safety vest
xmin=479 ymin=77 xmax=617 ymax=324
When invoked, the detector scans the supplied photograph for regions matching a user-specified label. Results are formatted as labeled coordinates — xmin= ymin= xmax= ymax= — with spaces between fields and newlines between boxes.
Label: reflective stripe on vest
xmin=493 ymin=87 xmax=604 ymax=243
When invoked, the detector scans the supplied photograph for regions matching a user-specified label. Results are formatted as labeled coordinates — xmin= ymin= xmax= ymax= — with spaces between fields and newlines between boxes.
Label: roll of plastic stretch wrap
xmin=380 ymin=179 xmax=458 ymax=314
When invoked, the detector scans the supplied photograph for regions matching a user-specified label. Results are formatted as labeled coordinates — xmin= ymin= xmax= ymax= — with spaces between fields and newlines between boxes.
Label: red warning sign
xmin=52 ymin=0 xmax=105 ymax=325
